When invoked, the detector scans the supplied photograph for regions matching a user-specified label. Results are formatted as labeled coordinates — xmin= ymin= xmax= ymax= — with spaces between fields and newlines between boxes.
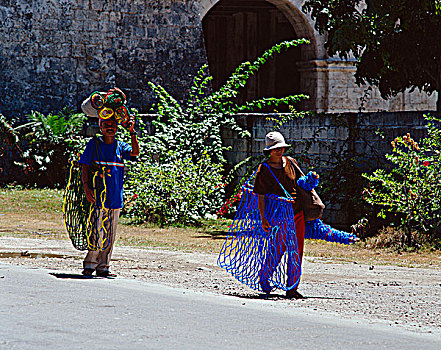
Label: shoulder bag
xmin=287 ymin=156 xmax=325 ymax=221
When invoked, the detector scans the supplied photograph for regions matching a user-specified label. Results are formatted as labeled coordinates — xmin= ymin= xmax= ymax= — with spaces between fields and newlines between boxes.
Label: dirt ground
xmin=1 ymin=235 xmax=440 ymax=336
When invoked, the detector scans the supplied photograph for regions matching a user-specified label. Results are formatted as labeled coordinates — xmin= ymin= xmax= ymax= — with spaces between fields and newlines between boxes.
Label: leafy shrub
xmin=0 ymin=114 xmax=25 ymax=184
xmin=146 ymin=39 xmax=309 ymax=165
xmin=15 ymin=108 xmax=87 ymax=187
xmin=123 ymin=39 xmax=310 ymax=225
xmin=363 ymin=114 xmax=441 ymax=247
xmin=124 ymin=150 xmax=224 ymax=226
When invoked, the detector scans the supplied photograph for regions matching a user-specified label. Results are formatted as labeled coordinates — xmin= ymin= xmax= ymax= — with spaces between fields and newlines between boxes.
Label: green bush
xmin=123 ymin=39 xmax=310 ymax=225
xmin=146 ymin=39 xmax=309 ymax=165
xmin=0 ymin=114 xmax=24 ymax=184
xmin=13 ymin=108 xmax=87 ymax=187
xmin=124 ymin=150 xmax=224 ymax=226
xmin=363 ymin=114 xmax=441 ymax=247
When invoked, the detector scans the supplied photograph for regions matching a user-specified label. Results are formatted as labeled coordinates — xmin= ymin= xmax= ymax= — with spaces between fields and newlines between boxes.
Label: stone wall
xmin=298 ymin=59 xmax=438 ymax=113
xmin=223 ymin=111 xmax=430 ymax=163
xmin=0 ymin=0 xmax=207 ymax=117
xmin=0 ymin=0 xmax=437 ymax=118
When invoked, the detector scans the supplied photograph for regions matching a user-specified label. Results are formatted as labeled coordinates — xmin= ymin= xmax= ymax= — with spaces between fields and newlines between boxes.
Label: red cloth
xmin=259 ymin=210 xmax=305 ymax=290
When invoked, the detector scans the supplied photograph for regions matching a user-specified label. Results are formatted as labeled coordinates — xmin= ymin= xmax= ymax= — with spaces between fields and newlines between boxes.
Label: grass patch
xmin=1 ymin=188 xmax=441 ymax=268
xmin=0 ymin=186 xmax=63 ymax=214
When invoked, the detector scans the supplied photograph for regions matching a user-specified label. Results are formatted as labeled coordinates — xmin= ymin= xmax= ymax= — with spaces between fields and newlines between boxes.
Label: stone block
xmin=301 ymin=126 xmax=315 ymax=140
xmin=334 ymin=127 xmax=349 ymax=140
xmin=73 ymin=9 xmax=89 ymax=21
xmin=251 ymin=140 xmax=264 ymax=153
xmin=90 ymin=0 xmax=107 ymax=12
xmin=55 ymin=43 xmax=72 ymax=58
xmin=328 ymin=85 xmax=348 ymax=98
xmin=287 ymin=127 xmax=302 ymax=140
xmin=253 ymin=125 xmax=270 ymax=139
xmin=225 ymin=151 xmax=249 ymax=168
xmin=231 ymin=139 xmax=249 ymax=153
xmin=308 ymin=142 xmax=320 ymax=154
xmin=221 ymin=127 xmax=236 ymax=140
xmin=318 ymin=142 xmax=332 ymax=156
xmin=354 ymin=140 xmax=368 ymax=154
xmin=223 ymin=137 xmax=234 ymax=149
xmin=314 ymin=127 xmax=329 ymax=140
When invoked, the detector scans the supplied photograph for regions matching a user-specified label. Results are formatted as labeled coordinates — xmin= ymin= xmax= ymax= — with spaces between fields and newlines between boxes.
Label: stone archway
xmin=200 ymin=0 xmax=319 ymax=109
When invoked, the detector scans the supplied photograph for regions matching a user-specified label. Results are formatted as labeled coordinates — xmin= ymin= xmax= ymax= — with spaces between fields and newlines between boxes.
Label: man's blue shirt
xmin=79 ymin=137 xmax=133 ymax=209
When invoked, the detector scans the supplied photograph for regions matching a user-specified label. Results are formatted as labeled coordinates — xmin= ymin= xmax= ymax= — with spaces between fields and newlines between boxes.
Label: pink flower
xmin=423 ymin=161 xmax=430 ymax=167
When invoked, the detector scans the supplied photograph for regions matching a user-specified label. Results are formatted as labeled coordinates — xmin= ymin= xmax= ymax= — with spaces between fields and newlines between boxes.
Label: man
xmin=79 ymin=102 xmax=139 ymax=277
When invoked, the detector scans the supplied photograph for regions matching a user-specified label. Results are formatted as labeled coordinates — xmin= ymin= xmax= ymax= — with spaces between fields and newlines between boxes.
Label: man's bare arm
xmin=82 ymin=164 xmax=95 ymax=203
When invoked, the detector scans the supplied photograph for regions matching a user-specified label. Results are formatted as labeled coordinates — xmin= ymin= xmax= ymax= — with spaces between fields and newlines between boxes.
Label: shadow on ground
xmin=224 ymin=292 xmax=347 ymax=301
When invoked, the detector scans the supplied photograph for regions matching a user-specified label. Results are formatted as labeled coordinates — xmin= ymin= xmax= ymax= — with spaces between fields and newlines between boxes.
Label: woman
xmin=218 ymin=131 xmax=357 ymax=297
xmin=253 ymin=131 xmax=308 ymax=299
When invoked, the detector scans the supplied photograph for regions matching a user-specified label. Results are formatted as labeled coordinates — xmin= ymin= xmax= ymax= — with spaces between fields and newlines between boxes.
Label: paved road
xmin=0 ymin=264 xmax=439 ymax=349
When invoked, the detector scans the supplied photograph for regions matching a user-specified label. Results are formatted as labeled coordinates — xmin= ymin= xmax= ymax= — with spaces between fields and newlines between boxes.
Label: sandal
xmin=96 ymin=270 xmax=117 ymax=278
xmin=259 ymin=280 xmax=272 ymax=294
xmin=82 ymin=268 xmax=94 ymax=276
xmin=286 ymin=289 xmax=304 ymax=299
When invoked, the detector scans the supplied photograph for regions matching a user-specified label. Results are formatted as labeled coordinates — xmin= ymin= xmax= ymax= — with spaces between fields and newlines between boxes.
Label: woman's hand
xmin=257 ymin=194 xmax=270 ymax=231
xmin=261 ymin=217 xmax=270 ymax=232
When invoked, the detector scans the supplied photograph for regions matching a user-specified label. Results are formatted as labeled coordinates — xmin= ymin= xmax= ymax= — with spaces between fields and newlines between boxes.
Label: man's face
xmin=100 ymin=119 xmax=117 ymax=137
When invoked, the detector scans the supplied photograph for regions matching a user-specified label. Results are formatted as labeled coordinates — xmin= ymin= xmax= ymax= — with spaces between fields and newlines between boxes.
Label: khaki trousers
xmin=83 ymin=208 xmax=120 ymax=273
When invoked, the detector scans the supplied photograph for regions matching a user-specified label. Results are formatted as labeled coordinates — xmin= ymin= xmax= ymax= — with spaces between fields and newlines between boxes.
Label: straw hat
xmin=81 ymin=95 xmax=101 ymax=118
xmin=263 ymin=131 xmax=290 ymax=155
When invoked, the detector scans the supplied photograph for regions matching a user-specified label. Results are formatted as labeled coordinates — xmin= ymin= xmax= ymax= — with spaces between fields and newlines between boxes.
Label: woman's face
xmin=270 ymin=147 xmax=285 ymax=157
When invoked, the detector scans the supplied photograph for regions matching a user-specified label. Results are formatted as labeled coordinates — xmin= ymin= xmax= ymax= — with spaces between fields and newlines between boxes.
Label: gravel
xmin=1 ymin=236 xmax=440 ymax=336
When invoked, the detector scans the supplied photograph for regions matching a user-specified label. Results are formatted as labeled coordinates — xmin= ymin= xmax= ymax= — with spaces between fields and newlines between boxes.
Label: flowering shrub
xmin=217 ymin=191 xmax=243 ymax=217
xmin=146 ymin=39 xmax=309 ymax=166
xmin=363 ymin=115 xmax=441 ymax=246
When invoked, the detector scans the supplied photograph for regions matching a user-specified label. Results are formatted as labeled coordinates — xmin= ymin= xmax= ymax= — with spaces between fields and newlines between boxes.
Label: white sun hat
xmin=263 ymin=131 xmax=290 ymax=154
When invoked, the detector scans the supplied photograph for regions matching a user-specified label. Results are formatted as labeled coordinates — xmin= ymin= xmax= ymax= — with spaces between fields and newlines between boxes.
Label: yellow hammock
xmin=62 ymin=157 xmax=112 ymax=251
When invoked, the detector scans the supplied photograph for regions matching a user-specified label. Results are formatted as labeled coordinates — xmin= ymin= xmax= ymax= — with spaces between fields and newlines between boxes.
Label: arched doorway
xmin=202 ymin=0 xmax=311 ymax=109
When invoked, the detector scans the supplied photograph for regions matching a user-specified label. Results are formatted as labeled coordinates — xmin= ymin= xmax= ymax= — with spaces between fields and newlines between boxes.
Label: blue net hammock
xmin=305 ymin=219 xmax=357 ymax=245
xmin=218 ymin=165 xmax=358 ymax=294
xmin=63 ymin=158 xmax=113 ymax=251
xmin=218 ymin=166 xmax=301 ymax=293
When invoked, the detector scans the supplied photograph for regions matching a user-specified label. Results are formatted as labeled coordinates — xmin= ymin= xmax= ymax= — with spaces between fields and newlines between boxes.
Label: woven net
xmin=218 ymin=164 xmax=359 ymax=293
xmin=62 ymin=159 xmax=113 ymax=251
xmin=305 ymin=219 xmax=357 ymax=244
xmin=218 ymin=180 xmax=301 ymax=293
